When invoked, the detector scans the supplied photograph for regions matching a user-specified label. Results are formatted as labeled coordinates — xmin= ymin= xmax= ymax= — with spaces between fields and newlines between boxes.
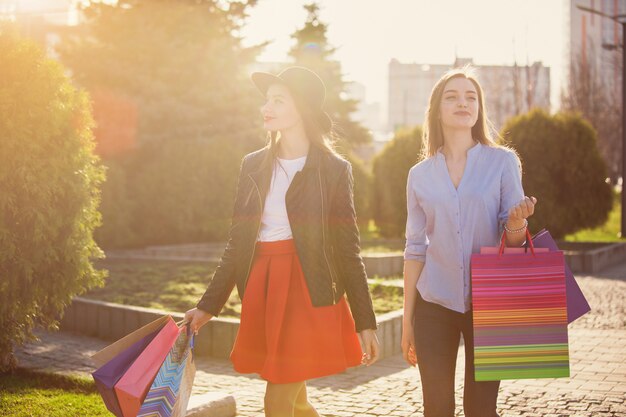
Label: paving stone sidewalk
xmin=14 ymin=261 xmax=626 ymax=416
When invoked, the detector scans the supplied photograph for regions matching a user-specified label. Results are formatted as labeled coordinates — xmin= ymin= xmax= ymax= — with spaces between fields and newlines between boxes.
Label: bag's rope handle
xmin=498 ymin=227 xmax=535 ymax=257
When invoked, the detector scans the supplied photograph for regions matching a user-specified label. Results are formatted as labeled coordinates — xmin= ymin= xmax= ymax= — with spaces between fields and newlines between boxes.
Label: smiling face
xmin=260 ymin=83 xmax=303 ymax=132
xmin=439 ymin=76 xmax=479 ymax=130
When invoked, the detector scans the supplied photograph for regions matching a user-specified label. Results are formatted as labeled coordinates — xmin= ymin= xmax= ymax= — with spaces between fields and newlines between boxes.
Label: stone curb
xmin=186 ymin=392 xmax=236 ymax=417
xmin=59 ymin=297 xmax=405 ymax=360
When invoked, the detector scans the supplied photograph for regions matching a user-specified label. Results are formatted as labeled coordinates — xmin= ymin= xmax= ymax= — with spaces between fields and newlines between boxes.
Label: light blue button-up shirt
xmin=404 ymin=141 xmax=525 ymax=313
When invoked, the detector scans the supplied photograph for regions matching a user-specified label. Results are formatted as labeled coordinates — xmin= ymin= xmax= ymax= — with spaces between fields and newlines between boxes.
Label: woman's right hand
xmin=184 ymin=307 xmax=214 ymax=335
xmin=401 ymin=321 xmax=417 ymax=367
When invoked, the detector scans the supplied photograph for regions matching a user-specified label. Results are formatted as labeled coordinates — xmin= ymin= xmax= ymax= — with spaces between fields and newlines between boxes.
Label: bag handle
xmin=175 ymin=318 xmax=196 ymax=358
xmin=498 ymin=227 xmax=535 ymax=257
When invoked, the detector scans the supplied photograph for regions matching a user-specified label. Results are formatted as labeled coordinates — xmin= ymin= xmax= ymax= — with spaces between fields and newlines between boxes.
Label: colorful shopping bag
xmin=470 ymin=229 xmax=570 ymax=381
xmin=91 ymin=316 xmax=174 ymax=417
xmin=137 ymin=321 xmax=196 ymax=417
xmin=531 ymin=228 xmax=591 ymax=324
xmin=113 ymin=316 xmax=180 ymax=417
xmin=92 ymin=315 xmax=173 ymax=368
xmin=92 ymin=327 xmax=162 ymax=416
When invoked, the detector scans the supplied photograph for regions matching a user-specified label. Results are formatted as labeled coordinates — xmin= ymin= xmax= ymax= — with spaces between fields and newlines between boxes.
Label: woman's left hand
xmin=359 ymin=329 xmax=380 ymax=366
xmin=508 ymin=196 xmax=537 ymax=222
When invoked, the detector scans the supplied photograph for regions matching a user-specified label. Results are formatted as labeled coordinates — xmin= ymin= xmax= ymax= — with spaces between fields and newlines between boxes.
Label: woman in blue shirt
xmin=401 ymin=67 xmax=537 ymax=417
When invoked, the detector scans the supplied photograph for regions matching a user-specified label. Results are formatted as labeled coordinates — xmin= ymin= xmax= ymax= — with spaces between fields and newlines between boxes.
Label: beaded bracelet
xmin=504 ymin=218 xmax=528 ymax=233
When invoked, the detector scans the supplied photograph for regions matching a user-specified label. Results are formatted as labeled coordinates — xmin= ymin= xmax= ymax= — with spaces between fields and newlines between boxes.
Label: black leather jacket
xmin=196 ymin=144 xmax=378 ymax=332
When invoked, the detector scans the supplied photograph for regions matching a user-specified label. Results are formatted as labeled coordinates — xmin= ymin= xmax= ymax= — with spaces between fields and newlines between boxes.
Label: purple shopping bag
xmin=531 ymin=228 xmax=591 ymax=324
xmin=92 ymin=327 xmax=162 ymax=416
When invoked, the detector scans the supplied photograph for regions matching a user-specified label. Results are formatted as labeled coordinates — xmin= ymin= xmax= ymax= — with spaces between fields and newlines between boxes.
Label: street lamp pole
xmin=576 ymin=5 xmax=626 ymax=238
xmin=622 ymin=21 xmax=625 ymax=237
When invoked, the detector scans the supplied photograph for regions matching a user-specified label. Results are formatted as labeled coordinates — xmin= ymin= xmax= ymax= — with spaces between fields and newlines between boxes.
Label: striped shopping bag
xmin=91 ymin=316 xmax=181 ymax=417
xmin=137 ymin=321 xmax=196 ymax=417
xmin=470 ymin=228 xmax=570 ymax=381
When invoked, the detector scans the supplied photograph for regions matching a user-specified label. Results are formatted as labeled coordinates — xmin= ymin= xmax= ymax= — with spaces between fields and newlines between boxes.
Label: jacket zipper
xmin=318 ymin=168 xmax=338 ymax=304
xmin=243 ymin=173 xmax=263 ymax=293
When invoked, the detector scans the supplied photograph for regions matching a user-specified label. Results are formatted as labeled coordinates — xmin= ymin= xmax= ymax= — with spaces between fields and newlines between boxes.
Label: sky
xmin=240 ymin=0 xmax=566 ymax=116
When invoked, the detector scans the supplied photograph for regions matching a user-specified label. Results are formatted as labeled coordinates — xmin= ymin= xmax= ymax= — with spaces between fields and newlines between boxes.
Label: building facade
xmin=387 ymin=57 xmax=551 ymax=133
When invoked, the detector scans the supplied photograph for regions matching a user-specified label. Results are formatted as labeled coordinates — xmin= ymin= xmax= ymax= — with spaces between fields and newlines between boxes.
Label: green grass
xmin=0 ymin=368 xmax=109 ymax=417
xmin=368 ymin=281 xmax=404 ymax=314
xmin=87 ymin=259 xmax=227 ymax=313
xmin=87 ymin=258 xmax=404 ymax=317
xmin=565 ymin=190 xmax=624 ymax=242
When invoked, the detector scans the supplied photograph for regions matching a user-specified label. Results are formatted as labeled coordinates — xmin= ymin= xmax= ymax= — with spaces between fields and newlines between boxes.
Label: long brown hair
xmin=421 ymin=64 xmax=515 ymax=161
xmin=253 ymin=100 xmax=342 ymax=200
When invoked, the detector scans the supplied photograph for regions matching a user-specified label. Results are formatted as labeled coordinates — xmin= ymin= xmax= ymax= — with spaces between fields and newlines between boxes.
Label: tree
xmin=58 ymin=0 xmax=263 ymax=145
xmin=501 ymin=108 xmax=613 ymax=239
xmin=57 ymin=0 xmax=267 ymax=248
xmin=289 ymin=2 xmax=371 ymax=152
xmin=371 ymin=126 xmax=424 ymax=237
xmin=561 ymin=47 xmax=622 ymax=184
xmin=0 ymin=27 xmax=106 ymax=371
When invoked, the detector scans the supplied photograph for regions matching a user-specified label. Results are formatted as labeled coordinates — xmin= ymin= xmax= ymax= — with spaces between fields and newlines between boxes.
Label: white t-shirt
xmin=257 ymin=155 xmax=307 ymax=242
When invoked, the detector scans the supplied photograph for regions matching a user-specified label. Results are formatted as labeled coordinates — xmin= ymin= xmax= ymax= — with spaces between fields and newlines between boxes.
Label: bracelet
xmin=504 ymin=218 xmax=528 ymax=233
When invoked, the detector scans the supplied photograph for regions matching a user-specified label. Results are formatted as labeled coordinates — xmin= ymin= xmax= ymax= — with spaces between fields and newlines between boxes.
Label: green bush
xmin=95 ymin=135 xmax=262 ymax=249
xmin=501 ymin=108 xmax=613 ymax=239
xmin=371 ymin=126 xmax=424 ymax=237
xmin=94 ymin=157 xmax=136 ymax=248
xmin=127 ymin=138 xmax=250 ymax=246
xmin=0 ymin=27 xmax=106 ymax=371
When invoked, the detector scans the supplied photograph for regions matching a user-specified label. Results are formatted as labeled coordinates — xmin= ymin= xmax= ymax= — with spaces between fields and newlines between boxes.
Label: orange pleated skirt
xmin=230 ymin=238 xmax=363 ymax=383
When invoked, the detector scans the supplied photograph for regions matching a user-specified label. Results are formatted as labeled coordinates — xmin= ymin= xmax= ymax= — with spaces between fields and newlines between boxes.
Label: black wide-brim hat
xmin=251 ymin=66 xmax=333 ymax=133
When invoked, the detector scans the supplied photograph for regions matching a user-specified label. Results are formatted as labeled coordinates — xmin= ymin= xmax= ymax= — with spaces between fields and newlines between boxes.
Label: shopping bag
xmin=112 ymin=316 xmax=180 ymax=417
xmin=91 ymin=315 xmax=173 ymax=417
xmin=92 ymin=315 xmax=173 ymax=368
xmin=168 ymin=322 xmax=195 ymax=417
xmin=470 ymin=229 xmax=570 ymax=381
xmin=531 ymin=228 xmax=591 ymax=324
xmin=92 ymin=327 xmax=162 ymax=416
xmin=137 ymin=321 xmax=196 ymax=417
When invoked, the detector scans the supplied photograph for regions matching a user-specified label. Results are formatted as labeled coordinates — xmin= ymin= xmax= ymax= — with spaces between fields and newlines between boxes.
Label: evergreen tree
xmin=289 ymin=2 xmax=371 ymax=151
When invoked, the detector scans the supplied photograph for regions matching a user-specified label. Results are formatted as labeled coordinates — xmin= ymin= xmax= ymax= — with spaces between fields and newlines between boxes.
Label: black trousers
xmin=413 ymin=289 xmax=501 ymax=417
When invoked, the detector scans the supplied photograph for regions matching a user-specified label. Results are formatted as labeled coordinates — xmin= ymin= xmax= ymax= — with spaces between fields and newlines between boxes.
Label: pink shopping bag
xmin=115 ymin=316 xmax=180 ymax=417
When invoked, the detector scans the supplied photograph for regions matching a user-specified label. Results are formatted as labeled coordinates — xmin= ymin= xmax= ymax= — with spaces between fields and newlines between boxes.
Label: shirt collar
xmin=436 ymin=141 xmax=481 ymax=159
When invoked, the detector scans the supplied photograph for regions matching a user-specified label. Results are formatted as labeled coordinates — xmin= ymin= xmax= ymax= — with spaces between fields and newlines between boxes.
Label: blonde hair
xmin=421 ymin=64 xmax=514 ymax=160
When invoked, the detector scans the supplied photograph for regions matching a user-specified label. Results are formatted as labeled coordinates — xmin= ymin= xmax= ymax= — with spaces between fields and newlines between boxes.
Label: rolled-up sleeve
xmin=404 ymin=170 xmax=428 ymax=262
xmin=498 ymin=150 xmax=525 ymax=237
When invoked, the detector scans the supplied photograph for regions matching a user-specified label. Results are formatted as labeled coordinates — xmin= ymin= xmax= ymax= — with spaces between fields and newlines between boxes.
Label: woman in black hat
xmin=185 ymin=66 xmax=380 ymax=416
